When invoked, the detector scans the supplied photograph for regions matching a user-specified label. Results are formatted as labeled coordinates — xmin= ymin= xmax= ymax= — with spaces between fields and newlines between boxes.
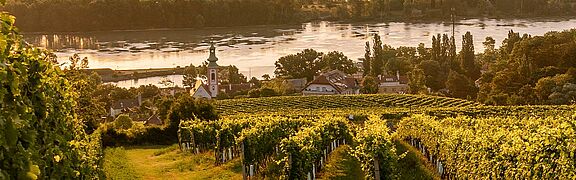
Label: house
xmin=378 ymin=71 xmax=409 ymax=94
xmin=145 ymin=114 xmax=163 ymax=126
xmin=110 ymin=98 xmax=141 ymax=117
xmin=221 ymin=83 xmax=253 ymax=95
xmin=191 ymin=43 xmax=220 ymax=99
xmin=302 ymin=70 xmax=360 ymax=96
xmin=190 ymin=79 xmax=212 ymax=99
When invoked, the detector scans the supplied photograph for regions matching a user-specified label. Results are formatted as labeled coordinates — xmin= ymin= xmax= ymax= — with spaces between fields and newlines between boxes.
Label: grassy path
xmin=395 ymin=140 xmax=440 ymax=180
xmin=316 ymin=142 xmax=439 ymax=180
xmin=104 ymin=145 xmax=242 ymax=180
xmin=317 ymin=145 xmax=365 ymax=180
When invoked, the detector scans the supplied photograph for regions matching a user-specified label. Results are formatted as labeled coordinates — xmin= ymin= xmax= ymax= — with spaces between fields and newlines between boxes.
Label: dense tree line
xmin=362 ymin=32 xmax=481 ymax=99
xmin=362 ymin=28 xmax=576 ymax=105
xmin=1 ymin=0 xmax=575 ymax=32
xmin=2 ymin=0 xmax=300 ymax=32
xmin=477 ymin=29 xmax=576 ymax=105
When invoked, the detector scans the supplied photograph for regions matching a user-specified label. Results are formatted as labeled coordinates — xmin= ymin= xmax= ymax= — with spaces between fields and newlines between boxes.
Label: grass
xmin=317 ymin=145 xmax=364 ymax=180
xmin=103 ymin=145 xmax=243 ymax=180
xmin=103 ymin=147 xmax=140 ymax=180
xmin=395 ymin=140 xmax=440 ymax=180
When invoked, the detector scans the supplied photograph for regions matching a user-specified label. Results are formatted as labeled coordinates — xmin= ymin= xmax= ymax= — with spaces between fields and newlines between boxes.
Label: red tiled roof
xmin=305 ymin=70 xmax=359 ymax=93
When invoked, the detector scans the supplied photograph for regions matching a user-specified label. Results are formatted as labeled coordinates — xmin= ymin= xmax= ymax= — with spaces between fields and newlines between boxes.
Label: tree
xmin=262 ymin=74 xmax=271 ymax=81
xmin=445 ymin=71 xmax=478 ymax=99
xmin=64 ymin=57 xmax=106 ymax=133
xmin=138 ymin=84 xmax=160 ymax=99
xmin=460 ymin=31 xmax=481 ymax=80
xmin=166 ymin=95 xmax=218 ymax=140
xmin=259 ymin=87 xmax=278 ymax=97
xmin=182 ymin=63 xmax=198 ymax=87
xmin=114 ymin=114 xmax=133 ymax=130
xmin=226 ymin=65 xmax=247 ymax=84
xmin=262 ymin=78 xmax=293 ymax=95
xmin=418 ymin=60 xmax=445 ymax=91
xmin=361 ymin=76 xmax=379 ymax=94
xmin=408 ymin=68 xmax=427 ymax=94
xmin=249 ymin=77 xmax=261 ymax=88
xmin=274 ymin=49 xmax=323 ymax=81
xmin=479 ymin=37 xmax=497 ymax=68
xmin=319 ymin=51 xmax=358 ymax=74
xmin=363 ymin=41 xmax=372 ymax=76
xmin=371 ymin=34 xmax=384 ymax=76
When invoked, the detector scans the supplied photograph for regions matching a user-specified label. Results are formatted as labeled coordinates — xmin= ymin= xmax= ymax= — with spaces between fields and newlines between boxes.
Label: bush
xmin=114 ymin=114 xmax=133 ymax=130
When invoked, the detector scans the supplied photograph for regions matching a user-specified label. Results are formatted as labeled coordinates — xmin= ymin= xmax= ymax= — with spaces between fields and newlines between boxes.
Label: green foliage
xmin=445 ymin=71 xmax=478 ymax=100
xmin=182 ymin=63 xmax=198 ymax=88
xmin=407 ymin=68 xmax=426 ymax=94
xmin=353 ymin=116 xmax=400 ymax=180
xmin=459 ymin=32 xmax=481 ymax=81
xmin=167 ymin=95 xmax=218 ymax=140
xmin=275 ymin=49 xmax=323 ymax=81
xmin=319 ymin=51 xmax=358 ymax=75
xmin=477 ymin=29 xmax=576 ymax=105
xmin=363 ymin=42 xmax=371 ymax=76
xmin=215 ymin=94 xmax=479 ymax=115
xmin=64 ymin=62 xmax=107 ymax=133
xmin=360 ymin=76 xmax=379 ymax=94
xmin=396 ymin=114 xmax=576 ymax=179
xmin=238 ymin=116 xmax=313 ymax=168
xmin=275 ymin=49 xmax=358 ymax=82
xmin=278 ymin=116 xmax=351 ymax=180
xmin=371 ymin=34 xmax=384 ymax=76
xmin=114 ymin=114 xmax=133 ymax=130
xmin=0 ymin=12 xmax=102 ymax=178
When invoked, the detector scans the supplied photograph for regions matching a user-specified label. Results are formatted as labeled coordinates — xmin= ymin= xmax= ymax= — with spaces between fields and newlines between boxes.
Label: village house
xmin=302 ymin=70 xmax=360 ymax=96
xmin=378 ymin=71 xmax=409 ymax=94
xmin=110 ymin=97 xmax=141 ymax=117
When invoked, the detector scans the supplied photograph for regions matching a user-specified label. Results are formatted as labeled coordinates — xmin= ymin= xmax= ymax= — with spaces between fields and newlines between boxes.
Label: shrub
xmin=114 ymin=114 xmax=133 ymax=130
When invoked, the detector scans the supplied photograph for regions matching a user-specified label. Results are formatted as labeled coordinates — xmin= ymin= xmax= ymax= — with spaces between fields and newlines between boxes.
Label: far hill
xmin=215 ymin=94 xmax=480 ymax=114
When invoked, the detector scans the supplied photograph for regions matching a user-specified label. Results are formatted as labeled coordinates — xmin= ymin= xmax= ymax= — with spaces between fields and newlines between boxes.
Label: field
xmin=214 ymin=94 xmax=480 ymax=115
xmin=105 ymin=94 xmax=576 ymax=179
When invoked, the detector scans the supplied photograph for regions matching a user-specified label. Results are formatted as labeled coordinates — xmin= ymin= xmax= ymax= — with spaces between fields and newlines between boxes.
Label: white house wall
xmin=193 ymin=87 xmax=212 ymax=99
xmin=303 ymin=84 xmax=339 ymax=95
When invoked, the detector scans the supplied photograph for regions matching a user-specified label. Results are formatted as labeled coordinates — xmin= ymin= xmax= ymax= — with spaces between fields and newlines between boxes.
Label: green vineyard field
xmin=178 ymin=94 xmax=576 ymax=179
xmin=214 ymin=94 xmax=481 ymax=115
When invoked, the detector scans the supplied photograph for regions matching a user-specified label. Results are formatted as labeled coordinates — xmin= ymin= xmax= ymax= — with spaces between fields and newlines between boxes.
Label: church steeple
xmin=206 ymin=43 xmax=219 ymax=98
xmin=207 ymin=43 xmax=219 ymax=68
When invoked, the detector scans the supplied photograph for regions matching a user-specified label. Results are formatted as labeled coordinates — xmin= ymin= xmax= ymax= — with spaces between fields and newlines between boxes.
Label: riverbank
xmin=86 ymin=68 xmax=184 ymax=83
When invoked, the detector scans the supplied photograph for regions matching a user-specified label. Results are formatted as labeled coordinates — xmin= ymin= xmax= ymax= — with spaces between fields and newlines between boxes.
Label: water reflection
xmin=108 ymin=75 xmax=184 ymax=89
xmin=24 ymin=18 xmax=576 ymax=84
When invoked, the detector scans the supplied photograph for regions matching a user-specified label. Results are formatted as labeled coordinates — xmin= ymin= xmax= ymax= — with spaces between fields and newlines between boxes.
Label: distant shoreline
xmin=19 ymin=16 xmax=576 ymax=34
xmin=85 ymin=68 xmax=184 ymax=83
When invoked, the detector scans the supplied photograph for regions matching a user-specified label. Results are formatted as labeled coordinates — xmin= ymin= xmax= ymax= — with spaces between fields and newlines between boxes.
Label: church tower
xmin=207 ymin=43 xmax=219 ymax=97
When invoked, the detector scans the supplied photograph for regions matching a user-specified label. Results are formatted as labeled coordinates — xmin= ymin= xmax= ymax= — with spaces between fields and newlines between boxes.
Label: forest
xmin=1 ymin=0 xmax=575 ymax=32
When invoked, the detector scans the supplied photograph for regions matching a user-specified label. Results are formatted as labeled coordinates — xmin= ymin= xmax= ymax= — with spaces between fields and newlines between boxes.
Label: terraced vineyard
xmin=179 ymin=94 xmax=576 ymax=179
xmin=215 ymin=94 xmax=481 ymax=115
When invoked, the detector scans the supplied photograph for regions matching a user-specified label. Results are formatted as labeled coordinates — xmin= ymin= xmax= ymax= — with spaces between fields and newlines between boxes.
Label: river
xmin=23 ymin=18 xmax=576 ymax=88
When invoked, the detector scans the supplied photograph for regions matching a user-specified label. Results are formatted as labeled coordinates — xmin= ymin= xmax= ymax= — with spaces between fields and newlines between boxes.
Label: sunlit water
xmin=24 ymin=19 xmax=576 ymax=88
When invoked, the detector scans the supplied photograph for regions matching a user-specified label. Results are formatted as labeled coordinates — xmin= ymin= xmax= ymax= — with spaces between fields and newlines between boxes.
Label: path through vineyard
xmin=104 ymin=142 xmax=439 ymax=179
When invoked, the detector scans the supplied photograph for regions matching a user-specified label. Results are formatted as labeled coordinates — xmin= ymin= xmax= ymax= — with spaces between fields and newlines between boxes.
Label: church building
xmin=190 ymin=43 xmax=220 ymax=99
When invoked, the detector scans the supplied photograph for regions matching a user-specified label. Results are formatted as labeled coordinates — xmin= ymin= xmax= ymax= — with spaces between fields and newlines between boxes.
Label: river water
xmin=24 ymin=19 xmax=576 ymax=88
